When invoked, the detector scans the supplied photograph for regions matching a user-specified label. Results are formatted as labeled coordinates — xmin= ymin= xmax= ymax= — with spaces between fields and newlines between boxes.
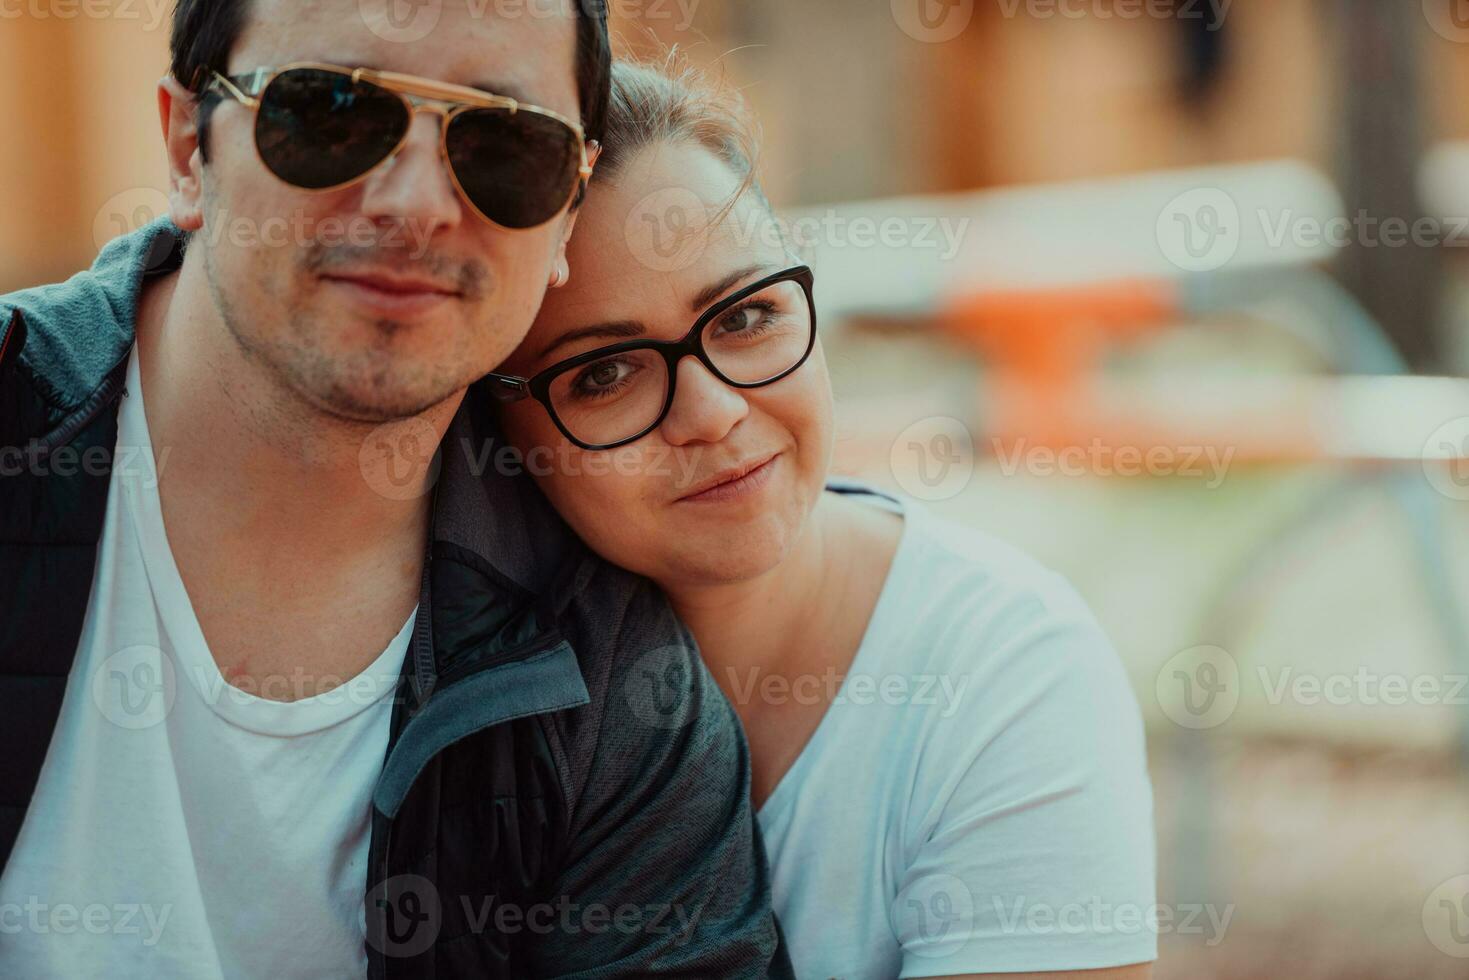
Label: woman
xmin=489 ymin=57 xmax=1158 ymax=979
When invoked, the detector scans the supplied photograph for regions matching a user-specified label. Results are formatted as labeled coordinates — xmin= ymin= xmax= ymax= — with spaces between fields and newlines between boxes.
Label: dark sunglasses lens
xmin=446 ymin=109 xmax=580 ymax=229
xmin=255 ymin=68 xmax=408 ymax=189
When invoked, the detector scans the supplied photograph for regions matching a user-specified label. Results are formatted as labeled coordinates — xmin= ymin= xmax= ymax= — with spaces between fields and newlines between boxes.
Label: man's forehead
xmin=235 ymin=0 xmax=580 ymax=111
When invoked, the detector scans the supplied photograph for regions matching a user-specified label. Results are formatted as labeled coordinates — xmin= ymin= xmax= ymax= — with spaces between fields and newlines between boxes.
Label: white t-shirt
xmin=0 ymin=346 xmax=415 ymax=977
xmin=757 ymin=486 xmax=1157 ymax=979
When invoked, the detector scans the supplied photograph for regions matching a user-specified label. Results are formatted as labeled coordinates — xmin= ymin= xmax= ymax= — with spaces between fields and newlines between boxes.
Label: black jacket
xmin=0 ymin=220 xmax=792 ymax=978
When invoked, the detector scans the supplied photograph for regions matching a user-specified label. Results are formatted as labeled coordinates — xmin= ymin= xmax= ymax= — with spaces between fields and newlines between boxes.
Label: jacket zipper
xmin=431 ymin=629 xmax=567 ymax=691
xmin=368 ymin=630 xmax=568 ymax=978
xmin=34 ymin=355 xmax=128 ymax=456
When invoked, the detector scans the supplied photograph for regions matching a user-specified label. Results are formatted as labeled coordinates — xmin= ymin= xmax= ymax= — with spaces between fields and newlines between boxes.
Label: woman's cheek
xmin=558 ymin=463 xmax=645 ymax=550
xmin=770 ymin=374 xmax=834 ymax=491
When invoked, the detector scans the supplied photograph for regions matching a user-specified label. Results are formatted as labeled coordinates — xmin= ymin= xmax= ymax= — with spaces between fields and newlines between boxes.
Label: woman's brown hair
xmin=596 ymin=50 xmax=768 ymax=219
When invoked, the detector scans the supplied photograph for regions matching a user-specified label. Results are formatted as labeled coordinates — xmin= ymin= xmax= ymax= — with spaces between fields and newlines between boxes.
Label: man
xmin=0 ymin=0 xmax=790 ymax=976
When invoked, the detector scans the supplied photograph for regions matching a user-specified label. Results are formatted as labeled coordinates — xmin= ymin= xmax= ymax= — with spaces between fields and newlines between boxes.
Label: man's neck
xmin=129 ymin=257 xmax=456 ymax=699
xmin=133 ymin=259 xmax=455 ymax=562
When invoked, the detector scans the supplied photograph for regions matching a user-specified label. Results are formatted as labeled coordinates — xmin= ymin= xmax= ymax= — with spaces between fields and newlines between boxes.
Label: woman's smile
xmin=675 ymin=451 xmax=782 ymax=505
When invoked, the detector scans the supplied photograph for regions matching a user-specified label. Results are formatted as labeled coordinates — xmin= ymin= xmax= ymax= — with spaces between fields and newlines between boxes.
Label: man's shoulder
xmin=554 ymin=556 xmax=702 ymax=712
xmin=545 ymin=554 xmax=740 ymax=806
xmin=516 ymin=555 xmax=787 ymax=977
xmin=1 ymin=220 xmax=183 ymax=416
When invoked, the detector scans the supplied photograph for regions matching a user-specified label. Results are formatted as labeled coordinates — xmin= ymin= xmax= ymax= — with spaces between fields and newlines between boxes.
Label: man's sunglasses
xmin=203 ymin=63 xmax=595 ymax=230
xmin=486 ymin=266 xmax=818 ymax=451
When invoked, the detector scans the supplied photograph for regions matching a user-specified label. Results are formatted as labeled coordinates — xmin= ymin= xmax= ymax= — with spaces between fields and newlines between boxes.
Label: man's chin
xmin=316 ymin=385 xmax=461 ymax=424
xmin=298 ymin=361 xmax=468 ymax=425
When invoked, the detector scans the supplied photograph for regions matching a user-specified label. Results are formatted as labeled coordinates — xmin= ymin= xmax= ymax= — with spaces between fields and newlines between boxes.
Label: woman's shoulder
xmin=823 ymin=479 xmax=1143 ymax=771
xmin=826 ymin=478 xmax=1102 ymax=657
xmin=821 ymin=482 xmax=1152 ymax=887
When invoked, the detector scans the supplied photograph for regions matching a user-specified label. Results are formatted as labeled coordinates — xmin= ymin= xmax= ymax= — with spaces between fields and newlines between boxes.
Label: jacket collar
xmin=432 ymin=385 xmax=581 ymax=601
xmin=2 ymin=217 xmax=181 ymax=414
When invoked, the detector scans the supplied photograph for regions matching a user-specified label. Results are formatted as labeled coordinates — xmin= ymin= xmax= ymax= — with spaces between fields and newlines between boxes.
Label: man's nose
xmin=356 ymin=111 xmax=464 ymax=235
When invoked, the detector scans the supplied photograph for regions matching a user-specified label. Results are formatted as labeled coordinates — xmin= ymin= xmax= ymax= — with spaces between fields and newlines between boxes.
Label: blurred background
xmin=8 ymin=1 xmax=1469 ymax=977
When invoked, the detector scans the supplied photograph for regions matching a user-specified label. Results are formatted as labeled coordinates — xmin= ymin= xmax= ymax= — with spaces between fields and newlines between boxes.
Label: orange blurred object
xmin=942 ymin=278 xmax=1176 ymax=379
xmin=939 ymin=278 xmax=1179 ymax=447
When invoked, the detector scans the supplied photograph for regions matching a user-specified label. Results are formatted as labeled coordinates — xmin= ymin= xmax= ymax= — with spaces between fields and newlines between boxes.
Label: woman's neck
xmin=662 ymin=492 xmax=900 ymax=721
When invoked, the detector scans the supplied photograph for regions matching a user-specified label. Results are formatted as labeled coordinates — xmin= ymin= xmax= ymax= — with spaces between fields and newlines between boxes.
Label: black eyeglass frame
xmin=486 ymin=265 xmax=817 ymax=451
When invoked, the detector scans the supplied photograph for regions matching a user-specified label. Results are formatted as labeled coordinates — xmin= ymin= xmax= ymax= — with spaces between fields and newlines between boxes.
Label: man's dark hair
xmin=170 ymin=0 xmax=611 ymax=162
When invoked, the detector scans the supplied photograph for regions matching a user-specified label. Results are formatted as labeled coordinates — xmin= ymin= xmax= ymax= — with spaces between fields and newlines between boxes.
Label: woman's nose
xmin=658 ymin=356 xmax=750 ymax=446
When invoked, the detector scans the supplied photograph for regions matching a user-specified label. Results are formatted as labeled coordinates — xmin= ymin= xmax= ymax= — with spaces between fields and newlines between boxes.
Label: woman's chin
xmin=665 ymin=524 xmax=798 ymax=587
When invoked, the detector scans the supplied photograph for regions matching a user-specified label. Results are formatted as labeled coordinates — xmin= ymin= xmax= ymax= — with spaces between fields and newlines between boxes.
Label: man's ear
xmin=157 ymin=75 xmax=206 ymax=232
xmin=565 ymin=139 xmax=603 ymax=216
xmin=555 ymin=141 xmax=603 ymax=264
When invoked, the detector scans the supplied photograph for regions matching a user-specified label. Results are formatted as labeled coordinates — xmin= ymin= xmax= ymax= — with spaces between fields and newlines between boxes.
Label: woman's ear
xmin=157 ymin=75 xmax=206 ymax=232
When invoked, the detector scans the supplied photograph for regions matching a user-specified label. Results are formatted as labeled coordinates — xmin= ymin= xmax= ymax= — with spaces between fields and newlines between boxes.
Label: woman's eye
xmin=716 ymin=304 xmax=773 ymax=337
xmin=587 ymin=362 xmax=622 ymax=387
xmin=720 ymin=308 xmax=758 ymax=333
xmin=573 ymin=359 xmax=634 ymax=396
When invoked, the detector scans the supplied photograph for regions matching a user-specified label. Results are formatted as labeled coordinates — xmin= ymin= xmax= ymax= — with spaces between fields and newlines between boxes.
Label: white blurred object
xmin=1418 ymin=139 xmax=1469 ymax=227
xmin=785 ymin=159 xmax=1345 ymax=325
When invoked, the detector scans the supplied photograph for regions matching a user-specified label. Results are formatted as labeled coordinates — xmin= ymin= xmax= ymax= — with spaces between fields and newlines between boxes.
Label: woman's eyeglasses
xmin=487 ymin=266 xmax=817 ymax=450
xmin=203 ymin=63 xmax=595 ymax=230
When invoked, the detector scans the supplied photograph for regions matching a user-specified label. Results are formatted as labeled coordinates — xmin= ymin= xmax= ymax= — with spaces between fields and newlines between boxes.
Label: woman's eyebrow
xmin=536 ymin=264 xmax=777 ymax=362
xmin=688 ymin=264 xmax=771 ymax=313
xmin=537 ymin=320 xmax=645 ymax=360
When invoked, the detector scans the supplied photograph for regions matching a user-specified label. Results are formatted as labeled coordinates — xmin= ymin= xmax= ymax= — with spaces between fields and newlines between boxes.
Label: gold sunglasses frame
xmin=204 ymin=62 xmax=596 ymax=229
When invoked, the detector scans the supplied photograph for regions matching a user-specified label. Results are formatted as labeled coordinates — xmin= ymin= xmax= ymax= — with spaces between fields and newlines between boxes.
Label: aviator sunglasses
xmin=204 ymin=62 xmax=595 ymax=229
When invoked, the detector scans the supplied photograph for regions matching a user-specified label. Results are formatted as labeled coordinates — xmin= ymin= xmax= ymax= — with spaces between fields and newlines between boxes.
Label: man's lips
xmin=320 ymin=270 xmax=461 ymax=297
xmin=320 ymin=269 xmax=461 ymax=315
